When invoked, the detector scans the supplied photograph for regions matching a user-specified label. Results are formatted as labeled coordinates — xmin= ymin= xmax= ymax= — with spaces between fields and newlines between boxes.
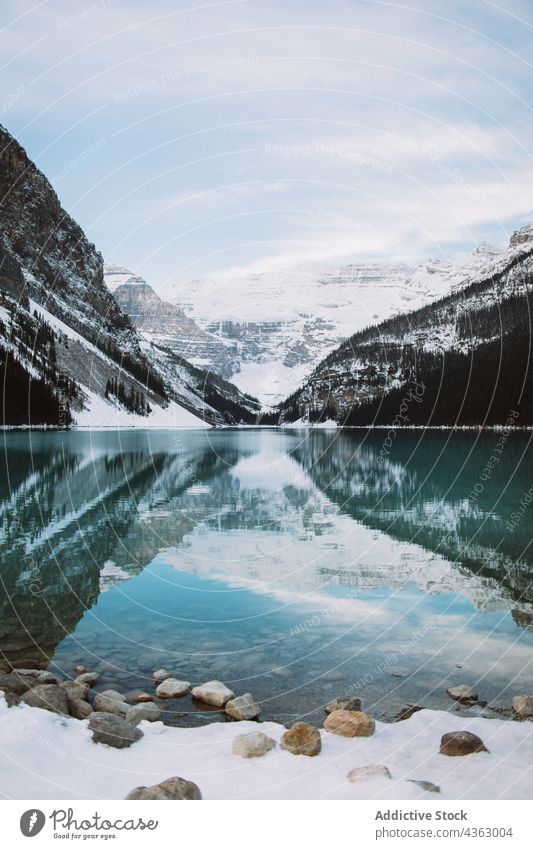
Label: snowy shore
xmin=1 ymin=694 xmax=532 ymax=800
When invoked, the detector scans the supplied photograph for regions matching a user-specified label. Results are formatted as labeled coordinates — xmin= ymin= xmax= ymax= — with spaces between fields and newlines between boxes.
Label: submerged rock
xmin=324 ymin=709 xmax=375 ymax=738
xmin=155 ymin=678 xmax=191 ymax=699
xmin=439 ymin=731 xmax=488 ymax=756
xmin=280 ymin=722 xmax=322 ymax=757
xmin=512 ymin=694 xmax=533 ymax=717
xmin=232 ymin=732 xmax=276 ymax=758
xmin=20 ymin=684 xmax=69 ymax=715
xmin=152 ymin=669 xmax=171 ymax=683
xmin=192 ymin=681 xmax=235 ymax=707
xmin=325 ymin=697 xmax=362 ymax=715
xmin=131 ymin=692 xmax=154 ymax=703
xmin=89 ymin=712 xmax=144 ymax=748
xmin=126 ymin=776 xmax=201 ymax=800
xmin=445 ymin=685 xmax=478 ymax=703
xmin=347 ymin=765 xmax=391 ymax=782
xmin=225 ymin=693 xmax=261 ymax=721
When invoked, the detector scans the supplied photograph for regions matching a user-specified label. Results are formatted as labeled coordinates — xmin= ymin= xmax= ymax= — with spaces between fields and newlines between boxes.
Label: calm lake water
xmin=1 ymin=427 xmax=533 ymax=724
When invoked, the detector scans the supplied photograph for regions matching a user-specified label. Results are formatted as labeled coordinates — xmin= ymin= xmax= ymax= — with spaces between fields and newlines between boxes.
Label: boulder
xmin=280 ymin=722 xmax=322 ymax=757
xmin=512 ymin=694 xmax=533 ymax=717
xmin=325 ymin=697 xmax=361 ymax=715
xmin=75 ymin=672 xmax=100 ymax=687
xmin=0 ymin=671 xmax=39 ymax=696
xmin=126 ymin=777 xmax=201 ymax=800
xmin=69 ymin=699 xmax=93 ymax=720
xmin=60 ymin=680 xmax=89 ymax=701
xmin=324 ymin=709 xmax=375 ymax=738
xmin=155 ymin=678 xmax=191 ymax=699
xmin=192 ymin=681 xmax=234 ymax=707
xmin=126 ymin=702 xmax=162 ymax=725
xmin=232 ymin=732 xmax=276 ymax=758
xmin=445 ymin=685 xmax=478 ymax=703
xmin=74 ymin=665 xmax=87 ymax=674
xmin=152 ymin=669 xmax=171 ymax=683
xmin=89 ymin=712 xmax=144 ymax=748
xmin=20 ymin=684 xmax=69 ymax=715
xmin=347 ymin=765 xmax=391 ymax=782
xmin=225 ymin=693 xmax=261 ymax=721
xmin=93 ymin=690 xmax=128 ymax=717
xmin=439 ymin=731 xmax=489 ymax=756
xmin=13 ymin=668 xmax=58 ymax=685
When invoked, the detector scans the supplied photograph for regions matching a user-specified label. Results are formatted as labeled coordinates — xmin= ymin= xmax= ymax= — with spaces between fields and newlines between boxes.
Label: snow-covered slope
xmin=0 ymin=125 xmax=258 ymax=428
xmin=159 ymin=241 xmax=510 ymax=405
xmin=279 ymin=225 xmax=533 ymax=427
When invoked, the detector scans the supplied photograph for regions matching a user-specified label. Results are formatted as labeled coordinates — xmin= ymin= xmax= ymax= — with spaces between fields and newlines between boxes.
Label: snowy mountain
xmin=104 ymin=262 xmax=239 ymax=379
xmin=159 ymin=242 xmax=509 ymax=405
xmin=0 ymin=125 xmax=259 ymax=427
xmin=279 ymin=225 xmax=533 ymax=427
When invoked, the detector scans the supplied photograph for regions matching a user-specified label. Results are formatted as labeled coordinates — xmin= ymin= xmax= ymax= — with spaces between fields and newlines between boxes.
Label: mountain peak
xmin=509 ymin=224 xmax=533 ymax=247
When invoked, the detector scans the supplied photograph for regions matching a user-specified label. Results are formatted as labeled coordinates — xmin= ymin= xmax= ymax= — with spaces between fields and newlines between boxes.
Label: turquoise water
xmin=1 ymin=428 xmax=532 ymax=723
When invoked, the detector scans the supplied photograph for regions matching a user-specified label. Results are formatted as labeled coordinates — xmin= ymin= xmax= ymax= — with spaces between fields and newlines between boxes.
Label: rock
xmin=152 ymin=669 xmax=171 ymax=683
xmin=155 ymin=678 xmax=191 ymax=699
xmin=325 ymin=697 xmax=361 ymax=715
xmin=2 ymin=691 xmax=20 ymax=708
xmin=75 ymin=672 xmax=100 ymax=687
xmin=408 ymin=779 xmax=441 ymax=793
xmin=69 ymin=699 xmax=93 ymax=720
xmin=60 ymin=680 xmax=89 ymax=701
xmin=192 ymin=681 xmax=234 ymax=707
xmin=74 ymin=665 xmax=87 ymax=674
xmin=280 ymin=722 xmax=322 ymax=757
xmin=126 ymin=777 xmax=201 ymax=800
xmin=93 ymin=690 xmax=128 ymax=717
xmin=0 ymin=671 xmax=39 ymax=696
xmin=347 ymin=765 xmax=391 ymax=782
xmin=445 ymin=685 xmax=478 ymax=703
xmin=13 ymin=668 xmax=59 ymax=685
xmin=324 ymin=709 xmax=375 ymax=738
xmin=394 ymin=705 xmax=424 ymax=722
xmin=89 ymin=712 xmax=144 ymax=749
xmin=232 ymin=732 xmax=276 ymax=758
xmin=225 ymin=693 xmax=261 ymax=721
xmin=131 ymin=692 xmax=154 ymax=703
xmin=512 ymin=694 xmax=533 ymax=717
xmin=20 ymin=684 xmax=69 ymax=715
xmin=439 ymin=731 xmax=489 ymax=756
xmin=126 ymin=702 xmax=162 ymax=725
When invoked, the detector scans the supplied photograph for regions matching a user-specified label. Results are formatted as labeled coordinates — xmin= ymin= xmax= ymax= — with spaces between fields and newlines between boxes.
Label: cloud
xmin=1 ymin=0 xmax=531 ymax=283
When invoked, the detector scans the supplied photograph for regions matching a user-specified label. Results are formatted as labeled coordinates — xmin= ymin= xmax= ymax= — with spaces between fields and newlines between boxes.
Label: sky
xmin=1 ymin=0 xmax=533 ymax=292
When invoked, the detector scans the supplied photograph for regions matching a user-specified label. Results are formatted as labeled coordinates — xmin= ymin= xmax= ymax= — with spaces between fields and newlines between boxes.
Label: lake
xmin=1 ymin=427 xmax=533 ymax=724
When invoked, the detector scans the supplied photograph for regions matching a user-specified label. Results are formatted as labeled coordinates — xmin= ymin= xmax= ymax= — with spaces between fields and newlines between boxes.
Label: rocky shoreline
xmin=1 ymin=663 xmax=533 ymax=800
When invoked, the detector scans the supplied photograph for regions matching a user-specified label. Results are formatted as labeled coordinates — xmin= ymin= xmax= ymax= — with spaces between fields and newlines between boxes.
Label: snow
xmin=73 ymin=390 xmax=209 ymax=429
xmin=1 ymin=695 xmax=531 ymax=799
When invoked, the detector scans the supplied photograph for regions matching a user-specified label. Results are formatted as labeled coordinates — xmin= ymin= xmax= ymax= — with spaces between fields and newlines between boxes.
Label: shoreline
xmin=1 ymin=693 xmax=532 ymax=800
xmin=2 ymin=424 xmax=533 ymax=433
xmin=1 ymin=665 xmax=532 ymax=800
